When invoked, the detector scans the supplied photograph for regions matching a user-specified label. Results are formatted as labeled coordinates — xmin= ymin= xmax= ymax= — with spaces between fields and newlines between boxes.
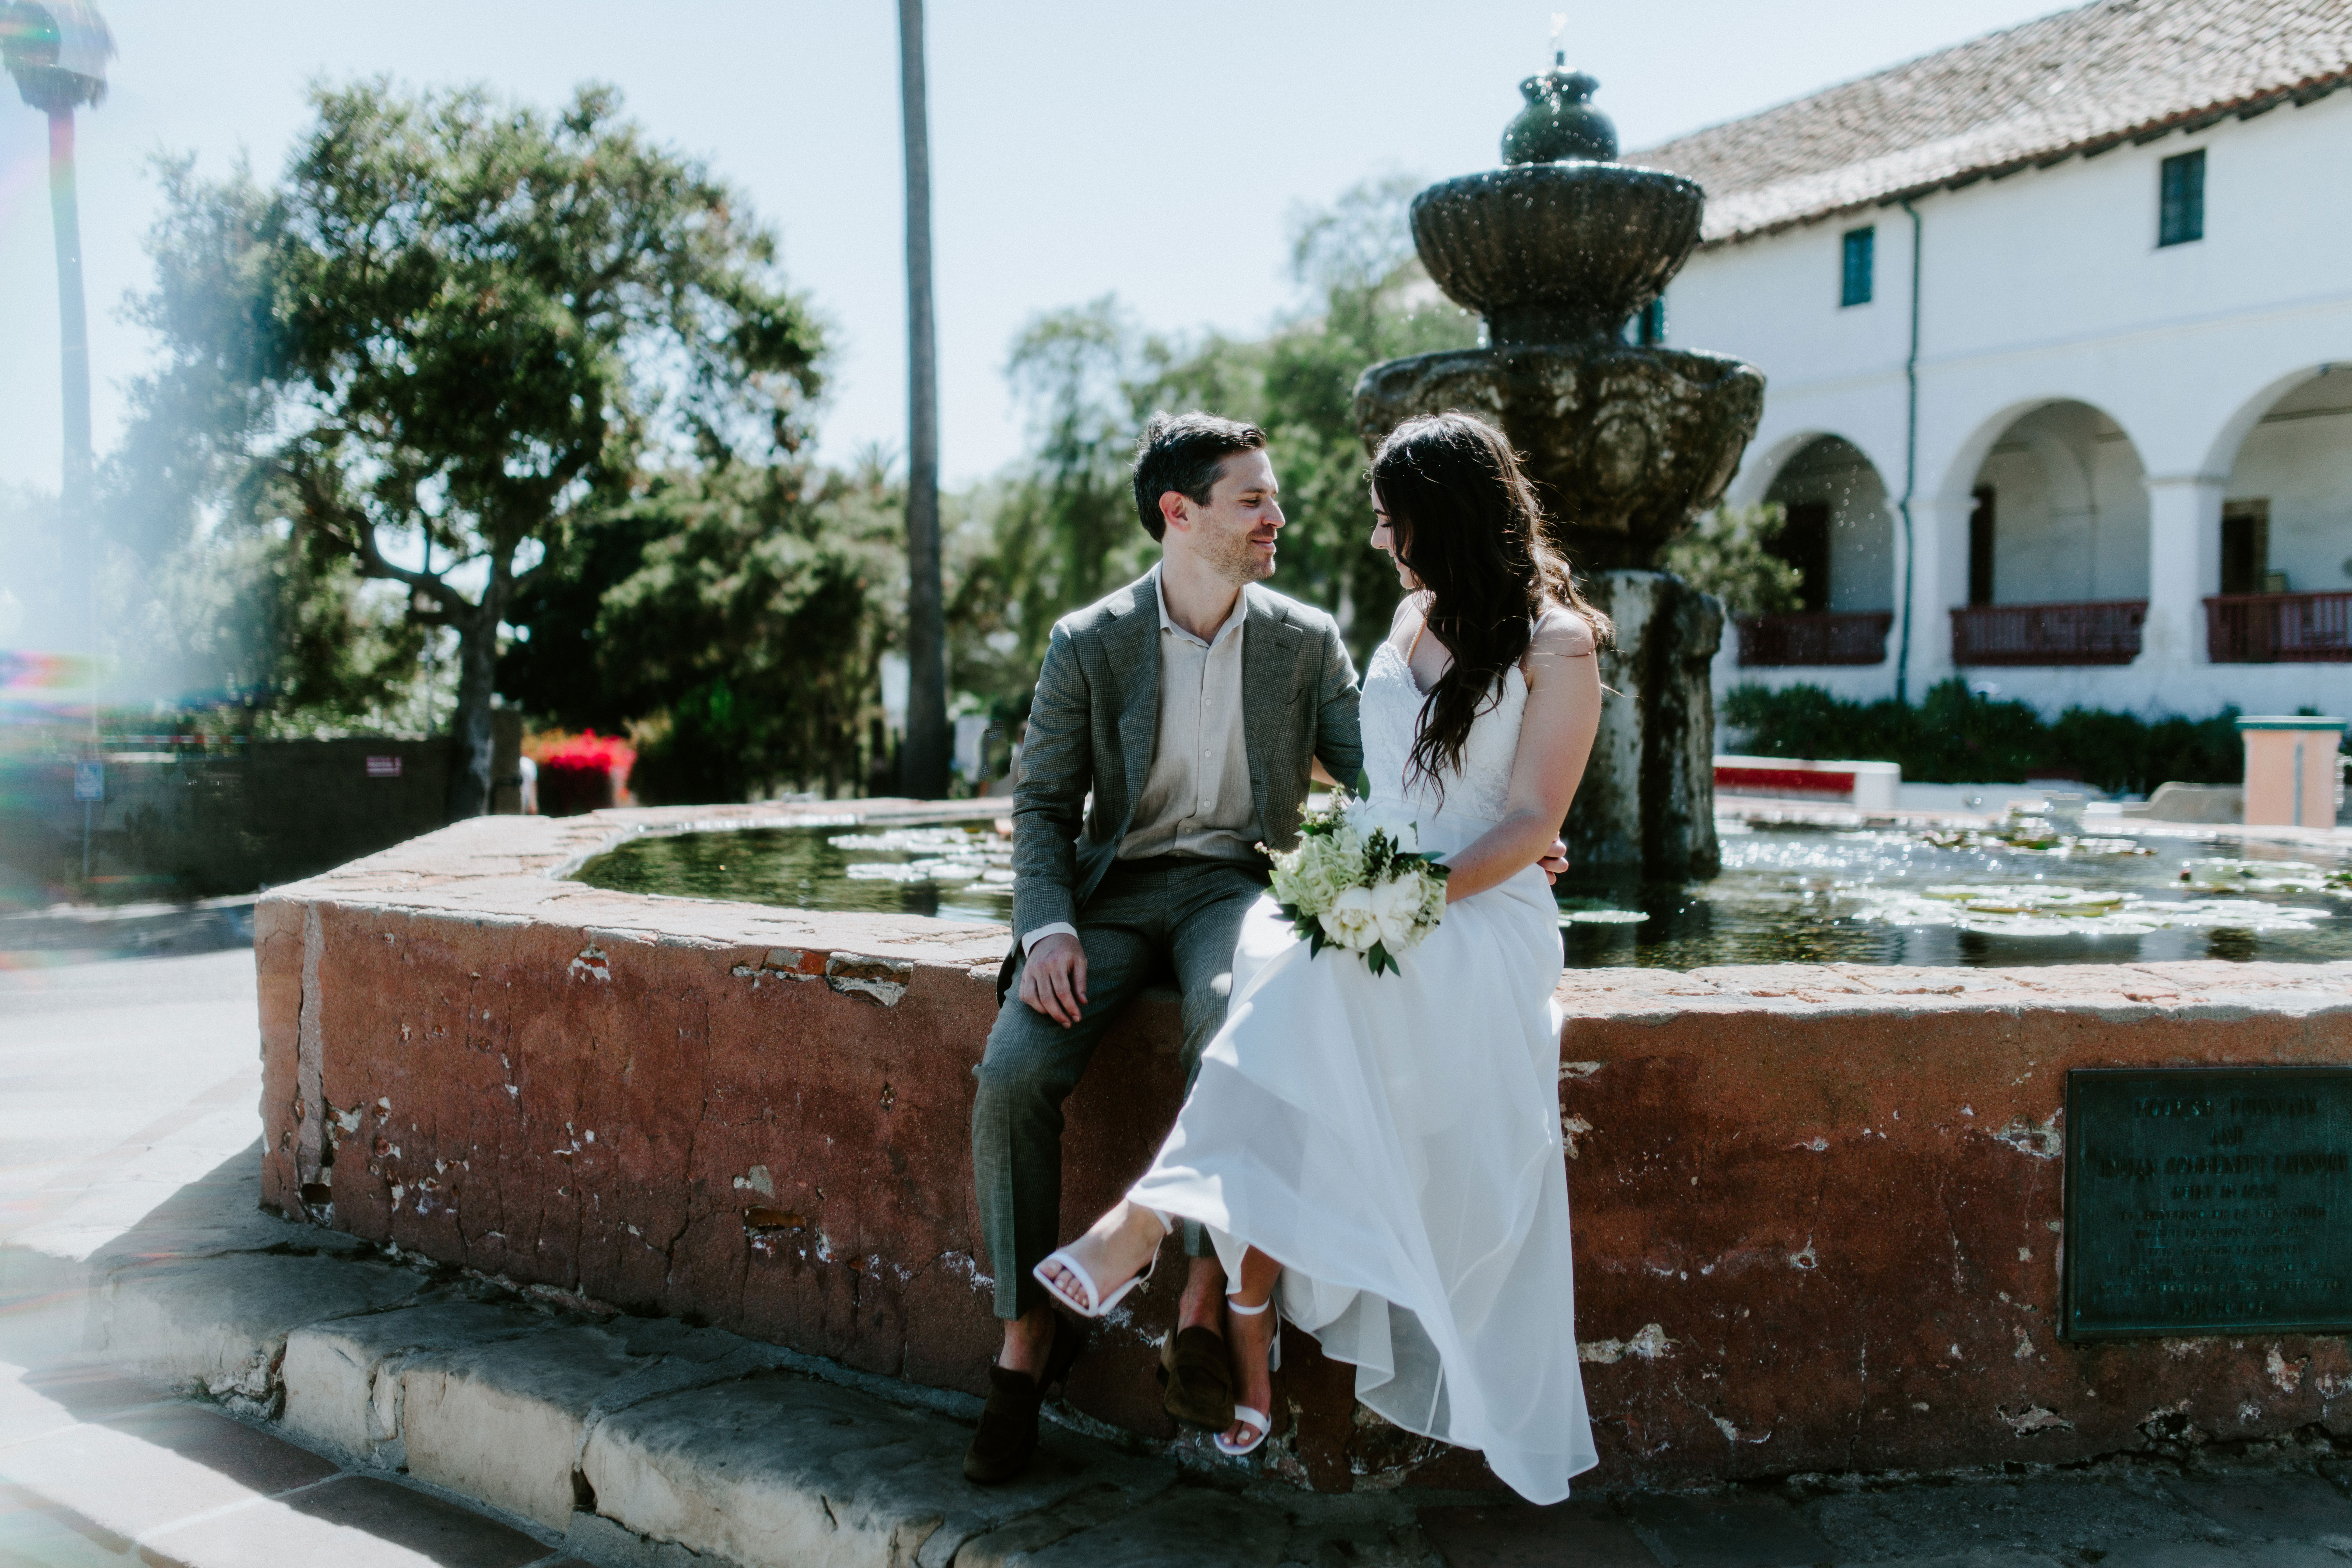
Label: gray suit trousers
xmin=971 ymin=856 xmax=1267 ymax=1320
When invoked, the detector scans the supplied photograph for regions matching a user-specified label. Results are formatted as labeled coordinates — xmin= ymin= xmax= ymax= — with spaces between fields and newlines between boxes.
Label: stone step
xmin=4 ymin=1164 xmax=1423 ymax=1568
xmin=0 ymin=1360 xmax=558 ymax=1568
xmin=20 ymin=1161 xmax=2352 ymax=1567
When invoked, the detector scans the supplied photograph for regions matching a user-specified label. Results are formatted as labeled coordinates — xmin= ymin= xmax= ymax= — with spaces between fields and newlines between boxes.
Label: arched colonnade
xmin=1719 ymin=362 xmax=2352 ymax=697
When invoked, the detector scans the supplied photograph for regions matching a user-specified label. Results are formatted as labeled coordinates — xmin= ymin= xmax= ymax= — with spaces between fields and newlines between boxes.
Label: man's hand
xmin=1538 ymin=838 xmax=1570 ymax=886
xmin=1019 ymin=932 xmax=1088 ymax=1027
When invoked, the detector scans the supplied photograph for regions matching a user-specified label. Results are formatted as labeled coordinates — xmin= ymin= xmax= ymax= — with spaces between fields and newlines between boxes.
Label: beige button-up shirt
xmin=1021 ymin=565 xmax=1261 ymax=955
xmin=1120 ymin=567 xmax=1259 ymax=862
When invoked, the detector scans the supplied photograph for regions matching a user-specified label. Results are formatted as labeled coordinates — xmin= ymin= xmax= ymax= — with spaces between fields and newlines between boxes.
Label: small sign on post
xmin=365 ymin=755 xmax=404 ymax=778
xmin=75 ymin=761 xmax=103 ymax=882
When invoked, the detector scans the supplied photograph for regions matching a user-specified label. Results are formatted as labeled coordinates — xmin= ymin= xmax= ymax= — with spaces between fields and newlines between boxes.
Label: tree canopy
xmin=92 ymin=155 xmax=1483 ymax=807
xmin=502 ymin=456 xmax=906 ymax=803
xmin=257 ymin=79 xmax=826 ymax=812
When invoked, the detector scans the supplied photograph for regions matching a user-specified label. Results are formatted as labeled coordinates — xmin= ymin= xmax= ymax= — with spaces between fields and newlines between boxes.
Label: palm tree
xmin=2 ymin=1 xmax=112 ymax=663
xmin=897 ymin=0 xmax=948 ymax=797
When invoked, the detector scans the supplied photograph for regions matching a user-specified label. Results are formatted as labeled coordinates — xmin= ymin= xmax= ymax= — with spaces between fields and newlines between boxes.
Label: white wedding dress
xmin=1127 ymin=605 xmax=1597 ymax=1503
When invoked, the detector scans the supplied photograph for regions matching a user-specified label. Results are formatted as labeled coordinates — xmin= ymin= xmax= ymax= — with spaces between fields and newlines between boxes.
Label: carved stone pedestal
xmin=1569 ymin=569 xmax=1723 ymax=877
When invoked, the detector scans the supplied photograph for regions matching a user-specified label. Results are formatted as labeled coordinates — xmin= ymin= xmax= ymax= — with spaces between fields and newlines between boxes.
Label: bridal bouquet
xmin=1268 ymin=792 xmax=1450 ymax=977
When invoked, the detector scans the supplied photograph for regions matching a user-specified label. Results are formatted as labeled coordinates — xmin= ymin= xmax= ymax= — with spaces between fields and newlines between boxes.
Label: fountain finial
xmin=1503 ymin=62 xmax=1617 ymax=164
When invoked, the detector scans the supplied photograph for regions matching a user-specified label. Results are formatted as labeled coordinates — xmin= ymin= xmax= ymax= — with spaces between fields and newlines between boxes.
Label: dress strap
xmin=1403 ymin=594 xmax=1442 ymax=691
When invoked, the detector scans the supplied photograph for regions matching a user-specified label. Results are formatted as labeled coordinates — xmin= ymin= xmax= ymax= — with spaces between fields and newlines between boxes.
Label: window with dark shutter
xmin=2159 ymin=149 xmax=2205 ymax=247
xmin=1840 ymin=227 xmax=1874 ymax=307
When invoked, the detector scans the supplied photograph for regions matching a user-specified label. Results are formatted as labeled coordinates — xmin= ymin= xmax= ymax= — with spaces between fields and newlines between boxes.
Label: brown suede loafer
xmin=964 ymin=1315 xmax=1085 ymax=1485
xmin=964 ymin=1364 xmax=1046 ymax=1485
xmin=1158 ymin=1324 xmax=1236 ymax=1431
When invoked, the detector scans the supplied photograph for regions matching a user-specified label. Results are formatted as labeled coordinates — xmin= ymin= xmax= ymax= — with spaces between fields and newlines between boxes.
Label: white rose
xmin=1369 ymin=875 xmax=1423 ymax=952
xmin=1318 ymin=885 xmax=1382 ymax=951
xmin=1347 ymin=798 xmax=1422 ymax=851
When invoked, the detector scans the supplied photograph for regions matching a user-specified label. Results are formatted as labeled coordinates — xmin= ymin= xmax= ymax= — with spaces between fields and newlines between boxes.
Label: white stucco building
xmin=1636 ymin=0 xmax=2352 ymax=718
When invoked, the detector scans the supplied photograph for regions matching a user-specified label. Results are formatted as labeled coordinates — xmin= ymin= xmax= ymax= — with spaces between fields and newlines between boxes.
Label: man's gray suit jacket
xmin=999 ymin=572 xmax=1365 ymax=997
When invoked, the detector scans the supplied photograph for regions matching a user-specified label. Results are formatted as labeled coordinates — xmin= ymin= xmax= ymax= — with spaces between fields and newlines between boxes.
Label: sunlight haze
xmin=0 ymin=0 xmax=2074 ymax=495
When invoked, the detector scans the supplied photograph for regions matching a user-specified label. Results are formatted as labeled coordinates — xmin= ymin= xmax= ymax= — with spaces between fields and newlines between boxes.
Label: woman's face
xmin=1369 ymin=491 xmax=1420 ymax=589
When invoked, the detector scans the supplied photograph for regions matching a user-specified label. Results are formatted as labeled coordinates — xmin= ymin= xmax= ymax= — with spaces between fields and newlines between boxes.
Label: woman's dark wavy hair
xmin=1371 ymin=412 xmax=1611 ymax=798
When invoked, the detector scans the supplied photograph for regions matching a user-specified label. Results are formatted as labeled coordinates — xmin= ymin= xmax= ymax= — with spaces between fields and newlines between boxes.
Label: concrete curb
xmin=0 ymin=895 xmax=257 ymax=964
xmin=0 ymin=1164 xmax=1441 ymax=1568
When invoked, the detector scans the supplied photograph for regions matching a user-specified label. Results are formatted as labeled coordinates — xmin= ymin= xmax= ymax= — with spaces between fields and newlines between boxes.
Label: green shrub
xmin=1721 ymin=679 xmax=2241 ymax=794
xmin=1659 ymin=503 xmax=1805 ymax=617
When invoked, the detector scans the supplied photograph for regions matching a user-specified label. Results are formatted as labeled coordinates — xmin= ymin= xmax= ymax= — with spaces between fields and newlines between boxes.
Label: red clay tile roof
xmin=1629 ymin=0 xmax=2352 ymax=244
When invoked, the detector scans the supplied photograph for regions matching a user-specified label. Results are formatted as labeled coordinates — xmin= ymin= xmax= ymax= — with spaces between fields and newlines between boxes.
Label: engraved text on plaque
xmin=2064 ymin=1066 xmax=2352 ymax=1339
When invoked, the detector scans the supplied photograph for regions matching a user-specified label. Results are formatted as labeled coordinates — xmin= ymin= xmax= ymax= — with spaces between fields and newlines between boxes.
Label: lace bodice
xmin=1361 ymin=614 xmax=1528 ymax=827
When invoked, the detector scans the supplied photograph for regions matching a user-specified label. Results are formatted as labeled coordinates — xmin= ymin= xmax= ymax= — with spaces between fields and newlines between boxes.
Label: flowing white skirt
xmin=1127 ymin=811 xmax=1597 ymax=1503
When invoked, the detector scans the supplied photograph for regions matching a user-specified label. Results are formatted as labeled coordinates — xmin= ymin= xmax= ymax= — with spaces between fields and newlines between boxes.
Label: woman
xmin=1034 ymin=411 xmax=1605 ymax=1503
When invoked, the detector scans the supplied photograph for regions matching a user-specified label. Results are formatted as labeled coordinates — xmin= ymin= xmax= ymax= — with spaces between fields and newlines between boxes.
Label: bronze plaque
xmin=2064 ymin=1066 xmax=2352 ymax=1339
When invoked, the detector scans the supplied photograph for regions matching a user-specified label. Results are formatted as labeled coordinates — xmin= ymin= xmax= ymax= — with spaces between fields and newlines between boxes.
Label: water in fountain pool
xmin=1558 ymin=820 xmax=2349 ymax=969
xmin=572 ymin=822 xmax=1018 ymax=924
xmin=568 ymin=817 xmax=2350 ymax=969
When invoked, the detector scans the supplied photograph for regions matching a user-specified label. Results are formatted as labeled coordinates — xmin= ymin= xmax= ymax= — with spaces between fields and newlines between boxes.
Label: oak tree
xmin=265 ymin=80 xmax=823 ymax=814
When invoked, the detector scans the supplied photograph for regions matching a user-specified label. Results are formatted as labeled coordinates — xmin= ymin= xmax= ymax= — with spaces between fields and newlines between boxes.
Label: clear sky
xmin=0 ymin=0 xmax=2075 ymax=496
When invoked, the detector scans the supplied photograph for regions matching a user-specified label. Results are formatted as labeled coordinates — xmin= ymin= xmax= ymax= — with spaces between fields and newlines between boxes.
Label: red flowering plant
xmin=531 ymin=730 xmax=636 ymax=816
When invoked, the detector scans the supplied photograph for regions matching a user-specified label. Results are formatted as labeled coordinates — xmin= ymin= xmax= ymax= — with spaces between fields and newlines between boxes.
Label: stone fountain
xmin=1354 ymin=62 xmax=1764 ymax=878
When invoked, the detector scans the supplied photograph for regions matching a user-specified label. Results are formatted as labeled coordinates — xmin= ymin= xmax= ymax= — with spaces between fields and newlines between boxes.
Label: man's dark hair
xmin=1131 ymin=411 xmax=1266 ymax=541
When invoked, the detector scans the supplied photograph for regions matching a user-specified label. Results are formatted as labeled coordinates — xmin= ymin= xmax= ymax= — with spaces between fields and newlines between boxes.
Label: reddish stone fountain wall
xmin=256 ymin=806 xmax=2352 ymax=1492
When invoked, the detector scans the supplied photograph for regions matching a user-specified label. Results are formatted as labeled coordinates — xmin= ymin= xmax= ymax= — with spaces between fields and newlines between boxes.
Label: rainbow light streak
xmin=1 ymin=651 xmax=91 ymax=692
xmin=0 ymin=651 xmax=96 ymax=728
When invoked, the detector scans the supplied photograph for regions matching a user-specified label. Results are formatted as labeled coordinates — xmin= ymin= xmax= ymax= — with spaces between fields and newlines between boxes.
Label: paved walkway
xmin=0 ymin=1360 xmax=567 ymax=1568
xmin=9 ymin=952 xmax=2352 ymax=1567
xmin=1 ymin=950 xmax=261 ymax=1260
xmin=2 ymin=950 xmax=570 ymax=1568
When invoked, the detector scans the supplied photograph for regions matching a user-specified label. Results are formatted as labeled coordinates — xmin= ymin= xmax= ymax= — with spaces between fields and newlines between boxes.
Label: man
xmin=962 ymin=412 xmax=1362 ymax=1483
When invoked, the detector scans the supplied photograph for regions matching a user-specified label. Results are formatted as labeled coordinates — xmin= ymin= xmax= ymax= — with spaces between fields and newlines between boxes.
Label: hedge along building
xmin=1632 ymin=0 xmax=2352 ymax=719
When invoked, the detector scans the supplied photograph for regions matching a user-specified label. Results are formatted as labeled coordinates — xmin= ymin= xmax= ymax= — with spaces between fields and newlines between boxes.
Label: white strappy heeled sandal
xmin=1031 ymin=1208 xmax=1169 ymax=1319
xmin=1214 ymin=1293 xmax=1282 ymax=1458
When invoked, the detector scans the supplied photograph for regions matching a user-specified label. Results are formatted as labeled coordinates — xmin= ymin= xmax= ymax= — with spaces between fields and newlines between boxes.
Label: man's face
xmin=1172 ymin=449 xmax=1284 ymax=586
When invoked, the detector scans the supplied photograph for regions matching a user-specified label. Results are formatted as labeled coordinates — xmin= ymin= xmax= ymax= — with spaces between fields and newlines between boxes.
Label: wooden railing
xmin=1950 ymin=600 xmax=2146 ymax=665
xmin=2205 ymin=591 xmax=2352 ymax=663
xmin=1735 ymin=611 xmax=1895 ymax=666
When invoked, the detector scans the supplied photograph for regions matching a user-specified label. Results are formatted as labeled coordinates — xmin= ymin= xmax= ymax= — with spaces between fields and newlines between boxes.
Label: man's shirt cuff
xmin=1021 ymin=922 xmax=1078 ymax=957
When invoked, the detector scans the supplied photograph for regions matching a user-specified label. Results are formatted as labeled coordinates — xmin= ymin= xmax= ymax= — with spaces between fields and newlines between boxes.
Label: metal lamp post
xmin=3 ymin=0 xmax=114 ymax=875
xmin=3 ymin=1 xmax=111 ymax=549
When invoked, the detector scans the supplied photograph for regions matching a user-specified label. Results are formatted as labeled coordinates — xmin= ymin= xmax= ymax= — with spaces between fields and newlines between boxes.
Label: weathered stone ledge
xmin=255 ymin=806 xmax=2352 ymax=1494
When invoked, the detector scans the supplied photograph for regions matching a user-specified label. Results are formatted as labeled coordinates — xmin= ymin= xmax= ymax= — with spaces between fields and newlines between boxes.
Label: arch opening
xmin=1760 ymin=436 xmax=1897 ymax=615
xmin=1737 ymin=435 xmax=1897 ymax=667
xmin=1956 ymin=401 xmax=2150 ymax=666
xmin=2210 ymin=369 xmax=2352 ymax=663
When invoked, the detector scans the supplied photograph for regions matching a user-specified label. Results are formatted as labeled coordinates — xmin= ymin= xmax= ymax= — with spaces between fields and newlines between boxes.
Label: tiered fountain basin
xmin=1354 ymin=344 xmax=1762 ymax=573
xmin=258 ymin=802 xmax=2352 ymax=1492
